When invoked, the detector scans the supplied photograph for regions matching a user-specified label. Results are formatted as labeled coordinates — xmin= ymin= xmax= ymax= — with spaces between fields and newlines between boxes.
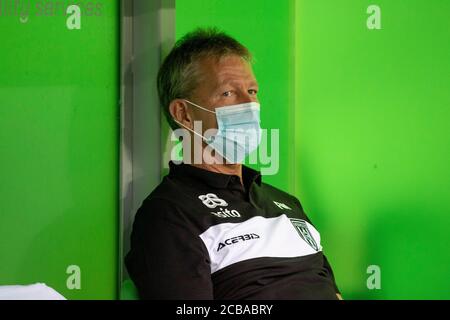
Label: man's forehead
xmin=216 ymin=77 xmax=258 ymax=88
xmin=197 ymin=55 xmax=257 ymax=86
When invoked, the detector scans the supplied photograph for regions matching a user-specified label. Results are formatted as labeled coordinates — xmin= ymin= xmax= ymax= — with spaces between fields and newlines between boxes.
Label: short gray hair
xmin=157 ymin=27 xmax=252 ymax=130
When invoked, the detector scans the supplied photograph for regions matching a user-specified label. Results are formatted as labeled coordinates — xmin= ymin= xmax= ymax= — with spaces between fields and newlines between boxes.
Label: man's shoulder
xmin=258 ymin=181 xmax=304 ymax=210
xmin=134 ymin=172 xmax=202 ymax=222
xmin=133 ymin=179 xmax=185 ymax=225
xmin=140 ymin=172 xmax=191 ymax=206
xmin=132 ymin=196 xmax=179 ymax=230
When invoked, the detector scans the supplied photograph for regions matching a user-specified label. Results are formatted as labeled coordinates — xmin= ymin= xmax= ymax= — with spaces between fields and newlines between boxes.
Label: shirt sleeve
xmin=125 ymin=197 xmax=213 ymax=299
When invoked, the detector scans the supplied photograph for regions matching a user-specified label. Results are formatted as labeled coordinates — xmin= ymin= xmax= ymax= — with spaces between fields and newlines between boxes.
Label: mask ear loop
xmin=183 ymin=99 xmax=216 ymax=114
xmin=172 ymin=118 xmax=209 ymax=143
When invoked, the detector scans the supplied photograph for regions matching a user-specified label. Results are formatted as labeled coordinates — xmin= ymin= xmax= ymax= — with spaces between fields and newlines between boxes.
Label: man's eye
xmin=248 ymin=89 xmax=258 ymax=95
xmin=222 ymin=91 xmax=233 ymax=97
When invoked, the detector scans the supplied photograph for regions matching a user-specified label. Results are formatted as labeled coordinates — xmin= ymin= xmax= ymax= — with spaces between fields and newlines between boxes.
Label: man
xmin=125 ymin=28 xmax=341 ymax=300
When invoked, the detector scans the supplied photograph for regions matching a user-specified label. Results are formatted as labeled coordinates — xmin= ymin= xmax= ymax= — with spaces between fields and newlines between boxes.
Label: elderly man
xmin=125 ymin=28 xmax=341 ymax=300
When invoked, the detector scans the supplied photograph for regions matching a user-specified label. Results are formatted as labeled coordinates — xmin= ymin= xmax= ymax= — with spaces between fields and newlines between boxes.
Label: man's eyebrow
xmin=248 ymin=80 xmax=259 ymax=88
xmin=215 ymin=79 xmax=259 ymax=89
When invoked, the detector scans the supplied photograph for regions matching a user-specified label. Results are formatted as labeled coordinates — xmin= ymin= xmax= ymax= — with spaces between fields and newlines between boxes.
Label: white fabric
xmin=199 ymin=214 xmax=322 ymax=274
xmin=0 ymin=283 xmax=66 ymax=300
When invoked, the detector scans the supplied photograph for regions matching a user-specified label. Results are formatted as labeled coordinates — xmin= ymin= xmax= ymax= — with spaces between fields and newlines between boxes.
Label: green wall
xmin=177 ymin=0 xmax=450 ymax=299
xmin=0 ymin=1 xmax=119 ymax=299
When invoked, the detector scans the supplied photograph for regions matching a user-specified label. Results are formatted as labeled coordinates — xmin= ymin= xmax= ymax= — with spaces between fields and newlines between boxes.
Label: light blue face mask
xmin=174 ymin=99 xmax=262 ymax=164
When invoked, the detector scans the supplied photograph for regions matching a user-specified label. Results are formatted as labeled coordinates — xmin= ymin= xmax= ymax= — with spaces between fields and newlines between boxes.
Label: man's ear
xmin=169 ymin=99 xmax=193 ymax=129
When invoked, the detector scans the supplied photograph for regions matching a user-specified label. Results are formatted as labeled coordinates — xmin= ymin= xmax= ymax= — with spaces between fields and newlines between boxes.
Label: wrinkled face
xmin=170 ymin=54 xmax=259 ymax=134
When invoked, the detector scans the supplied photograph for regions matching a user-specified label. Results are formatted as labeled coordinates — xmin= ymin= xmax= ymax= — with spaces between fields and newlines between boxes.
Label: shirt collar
xmin=168 ymin=161 xmax=262 ymax=189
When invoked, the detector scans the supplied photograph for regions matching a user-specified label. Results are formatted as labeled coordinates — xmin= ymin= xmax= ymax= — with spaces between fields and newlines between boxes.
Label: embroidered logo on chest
xmin=198 ymin=193 xmax=228 ymax=208
xmin=289 ymin=218 xmax=319 ymax=251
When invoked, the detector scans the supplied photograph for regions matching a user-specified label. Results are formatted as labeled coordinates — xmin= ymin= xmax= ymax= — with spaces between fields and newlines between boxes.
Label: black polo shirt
xmin=125 ymin=161 xmax=340 ymax=300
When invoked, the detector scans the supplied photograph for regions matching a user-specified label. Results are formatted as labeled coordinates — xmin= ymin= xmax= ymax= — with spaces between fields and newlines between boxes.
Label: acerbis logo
xmin=217 ymin=233 xmax=260 ymax=252
xmin=198 ymin=193 xmax=228 ymax=209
